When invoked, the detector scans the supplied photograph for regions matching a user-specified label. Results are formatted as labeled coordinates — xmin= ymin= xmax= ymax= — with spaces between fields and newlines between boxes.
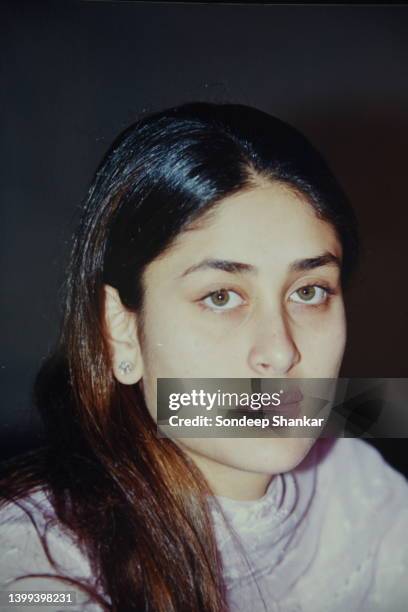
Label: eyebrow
xmin=180 ymin=252 xmax=341 ymax=278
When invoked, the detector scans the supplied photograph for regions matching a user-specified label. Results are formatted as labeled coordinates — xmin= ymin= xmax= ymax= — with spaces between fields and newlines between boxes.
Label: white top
xmin=0 ymin=438 xmax=407 ymax=612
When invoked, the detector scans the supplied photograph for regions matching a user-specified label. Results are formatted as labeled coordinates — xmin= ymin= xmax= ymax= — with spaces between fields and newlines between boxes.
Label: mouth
xmin=263 ymin=387 xmax=303 ymax=418
xmin=280 ymin=387 xmax=303 ymax=405
xmin=273 ymin=402 xmax=301 ymax=418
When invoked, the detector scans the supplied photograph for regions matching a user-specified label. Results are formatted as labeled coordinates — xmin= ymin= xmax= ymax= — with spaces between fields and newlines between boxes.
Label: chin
xmin=274 ymin=437 xmax=317 ymax=472
xmin=237 ymin=437 xmax=318 ymax=476
xmin=218 ymin=438 xmax=316 ymax=474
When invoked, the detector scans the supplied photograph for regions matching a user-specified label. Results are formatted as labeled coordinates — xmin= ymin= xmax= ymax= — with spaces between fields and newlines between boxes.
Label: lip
xmin=274 ymin=401 xmax=301 ymax=418
xmin=280 ymin=387 xmax=304 ymax=405
xmin=261 ymin=387 xmax=303 ymax=418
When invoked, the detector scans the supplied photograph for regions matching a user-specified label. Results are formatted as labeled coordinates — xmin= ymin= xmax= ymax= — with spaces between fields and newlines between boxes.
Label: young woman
xmin=0 ymin=102 xmax=407 ymax=612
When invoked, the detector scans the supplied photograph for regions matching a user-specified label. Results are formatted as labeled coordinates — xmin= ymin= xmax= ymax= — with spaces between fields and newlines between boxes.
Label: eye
xmin=289 ymin=285 xmax=331 ymax=305
xmin=201 ymin=288 xmax=245 ymax=311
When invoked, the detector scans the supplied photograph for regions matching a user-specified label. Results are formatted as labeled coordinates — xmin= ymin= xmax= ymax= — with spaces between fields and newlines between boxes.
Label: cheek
xmin=142 ymin=302 xmax=237 ymax=379
xmin=140 ymin=312 xmax=220 ymax=418
xmin=298 ymin=305 xmax=346 ymax=374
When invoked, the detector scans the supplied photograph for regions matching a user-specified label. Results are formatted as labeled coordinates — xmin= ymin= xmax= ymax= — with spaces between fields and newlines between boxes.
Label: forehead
xmin=151 ymin=182 xmax=341 ymax=276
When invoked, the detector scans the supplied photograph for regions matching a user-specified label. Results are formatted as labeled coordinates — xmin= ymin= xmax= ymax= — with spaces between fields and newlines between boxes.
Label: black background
xmin=1 ymin=1 xmax=407 ymax=475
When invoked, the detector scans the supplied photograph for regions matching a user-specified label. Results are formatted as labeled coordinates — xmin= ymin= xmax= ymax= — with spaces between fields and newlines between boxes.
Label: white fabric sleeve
xmin=359 ymin=443 xmax=408 ymax=612
xmin=0 ymin=494 xmax=105 ymax=612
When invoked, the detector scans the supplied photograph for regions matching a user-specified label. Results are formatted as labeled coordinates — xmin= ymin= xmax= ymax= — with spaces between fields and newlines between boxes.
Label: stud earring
xmin=118 ymin=361 xmax=134 ymax=375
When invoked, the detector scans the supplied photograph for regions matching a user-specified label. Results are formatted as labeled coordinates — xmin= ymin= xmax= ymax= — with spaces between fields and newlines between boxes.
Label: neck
xmin=181 ymin=445 xmax=274 ymax=501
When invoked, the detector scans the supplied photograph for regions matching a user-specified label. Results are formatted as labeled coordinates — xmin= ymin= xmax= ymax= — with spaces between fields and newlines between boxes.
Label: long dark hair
xmin=0 ymin=102 xmax=358 ymax=611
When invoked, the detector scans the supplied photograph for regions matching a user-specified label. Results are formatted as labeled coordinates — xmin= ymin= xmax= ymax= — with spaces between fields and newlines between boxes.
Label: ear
xmin=103 ymin=284 xmax=144 ymax=385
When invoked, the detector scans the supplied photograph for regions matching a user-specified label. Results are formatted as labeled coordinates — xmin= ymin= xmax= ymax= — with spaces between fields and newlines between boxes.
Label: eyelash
xmin=198 ymin=284 xmax=336 ymax=313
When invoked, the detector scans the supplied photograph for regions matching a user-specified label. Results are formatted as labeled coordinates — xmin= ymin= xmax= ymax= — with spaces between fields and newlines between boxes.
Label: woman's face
xmin=109 ymin=181 xmax=346 ymax=498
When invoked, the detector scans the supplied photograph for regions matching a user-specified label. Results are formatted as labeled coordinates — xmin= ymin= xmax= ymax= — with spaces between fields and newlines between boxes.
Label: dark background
xmin=1 ymin=1 xmax=407 ymax=474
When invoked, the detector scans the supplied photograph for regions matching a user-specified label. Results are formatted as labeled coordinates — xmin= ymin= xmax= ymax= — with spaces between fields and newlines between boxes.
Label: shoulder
xmin=316 ymin=437 xmax=407 ymax=503
xmin=0 ymin=488 xmax=104 ymax=611
xmin=309 ymin=438 xmax=408 ymax=611
xmin=310 ymin=437 xmax=408 ymax=536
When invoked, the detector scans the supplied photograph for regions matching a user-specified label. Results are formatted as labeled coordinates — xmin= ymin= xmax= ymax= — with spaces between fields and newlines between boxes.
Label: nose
xmin=248 ymin=308 xmax=300 ymax=376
